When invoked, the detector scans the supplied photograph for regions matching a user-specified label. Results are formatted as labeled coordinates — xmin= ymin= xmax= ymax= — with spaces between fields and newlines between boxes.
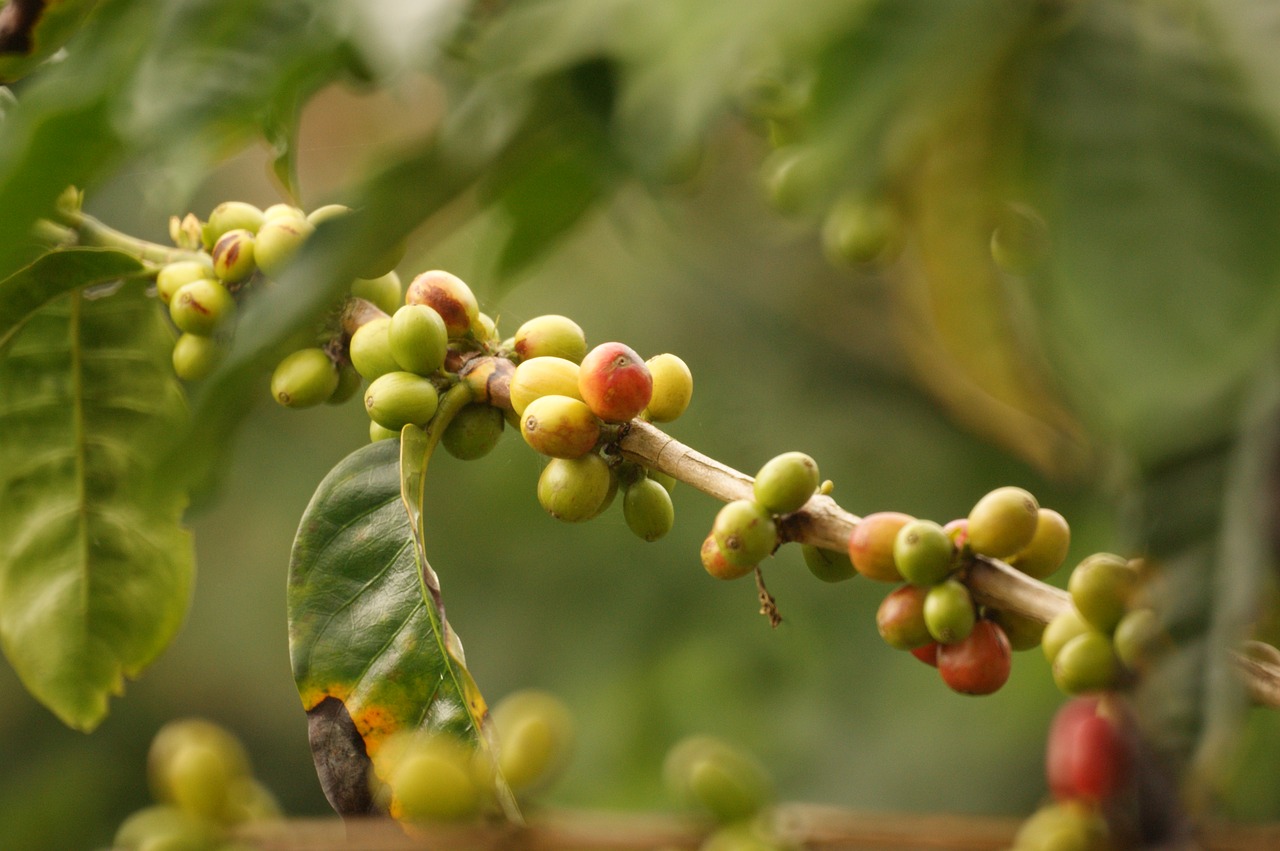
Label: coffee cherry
xmin=205 ymin=201 xmax=264 ymax=244
xmin=1047 ymin=696 xmax=1132 ymax=803
xmin=389 ymin=735 xmax=483 ymax=823
xmin=847 ymin=512 xmax=913 ymax=582
xmin=172 ymin=333 xmax=223 ymax=382
xmin=700 ymin=824 xmax=786 ymax=851
xmin=649 ymin=469 xmax=677 ymax=494
xmin=513 ymin=314 xmax=587 ymax=363
xmin=924 ymin=579 xmax=975 ymax=644
xmin=761 ymin=146 xmax=824 ymax=215
xmin=326 ymin=363 xmax=362 ymax=405
xmin=911 ymin=643 xmax=940 ymax=667
xmin=752 ymin=451 xmax=818 ymax=515
xmin=537 ymin=454 xmax=613 ymax=522
xmin=253 ymin=215 xmax=314 ymax=277
xmin=876 ymin=585 xmax=932 ymax=650
xmin=358 ymin=238 xmax=407 ymax=280
xmin=712 ymin=499 xmax=777 ymax=567
xmin=442 ymin=403 xmax=504 ymax=460
xmin=801 ymin=544 xmax=856 ymax=583
xmin=349 ymin=317 xmax=401 ymax=380
xmin=509 ymin=356 xmax=583 ymax=415
xmin=520 ymin=395 xmax=601 ymax=459
xmin=405 ymin=270 xmax=479 ymax=338
xmin=1013 ymin=801 xmax=1109 ymax=851
xmin=491 ymin=690 xmax=575 ymax=795
xmin=1042 ymin=608 xmax=1091 ymax=666
xmin=114 ymin=806 xmax=214 ymax=851
xmin=166 ymin=739 xmax=237 ymax=819
xmin=306 ymin=203 xmax=351 ymax=226
xmin=821 ymin=195 xmax=900 ymax=266
xmin=211 ymin=228 xmax=257 ymax=284
xmin=938 ymin=620 xmax=1012 ymax=695
xmin=389 ymin=304 xmax=448 ymax=376
xmin=966 ymin=486 xmax=1040 ymax=558
xmin=643 ymin=353 xmax=694 ymax=422
xmin=578 ymin=342 xmax=653 ymax=422
xmin=623 ymin=477 xmax=675 ymax=542
xmin=943 ymin=518 xmax=969 ymax=550
xmin=472 ymin=311 xmax=497 ymax=343
xmin=156 ymin=259 xmax=214 ymax=304
xmin=1053 ymin=630 xmax=1120 ymax=695
xmin=1009 ymin=508 xmax=1072 ymax=579
xmin=664 ymin=735 xmax=773 ymax=824
xmin=1113 ymin=607 xmax=1166 ymax=670
xmin=220 ymin=776 xmax=282 ymax=825
xmin=364 ymin=371 xmax=440 ymax=429
xmin=701 ymin=534 xmax=755 ymax=580
xmin=148 ymin=719 xmax=250 ymax=808
xmin=169 ymin=279 xmax=235 ymax=335
xmin=989 ymin=607 xmax=1046 ymax=651
xmin=460 ymin=355 xmax=515 ymax=409
xmin=271 ymin=348 xmax=340 ymax=408
xmin=350 ymin=271 xmax=403 ymax=316
xmin=893 ymin=519 xmax=954 ymax=586
xmin=1068 ymin=553 xmax=1139 ymax=634
xmin=262 ymin=203 xmax=305 ymax=221
xmin=370 ymin=421 xmax=399 ymax=442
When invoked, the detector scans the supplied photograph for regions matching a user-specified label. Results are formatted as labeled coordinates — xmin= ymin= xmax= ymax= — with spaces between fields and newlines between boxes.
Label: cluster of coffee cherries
xmin=371 ymin=689 xmax=575 ymax=825
xmin=664 ymin=735 xmax=790 ymax=851
xmin=158 ymin=200 xmax=404 ymax=391
xmin=1043 ymin=556 xmax=1166 ymax=697
xmin=855 ymin=487 xmax=1071 ymax=696
xmin=110 ymin=718 xmax=280 ymax=851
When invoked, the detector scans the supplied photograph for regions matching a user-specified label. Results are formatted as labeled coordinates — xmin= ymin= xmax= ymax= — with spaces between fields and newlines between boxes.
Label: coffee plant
xmin=3 ymin=1 xmax=1280 ymax=850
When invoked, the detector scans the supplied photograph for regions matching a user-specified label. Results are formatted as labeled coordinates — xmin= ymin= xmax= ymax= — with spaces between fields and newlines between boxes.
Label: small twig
xmin=754 ymin=566 xmax=782 ymax=628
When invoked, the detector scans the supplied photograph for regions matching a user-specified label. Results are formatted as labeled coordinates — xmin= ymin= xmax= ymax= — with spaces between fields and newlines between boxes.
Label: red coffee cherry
xmin=937 ymin=620 xmax=1012 ymax=695
xmin=578 ymin=342 xmax=653 ymax=422
xmin=847 ymin=512 xmax=913 ymax=582
xmin=1046 ymin=696 xmax=1133 ymax=803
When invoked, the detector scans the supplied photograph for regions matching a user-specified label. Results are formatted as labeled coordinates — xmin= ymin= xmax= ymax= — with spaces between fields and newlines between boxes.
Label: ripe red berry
xmin=910 ymin=643 xmax=940 ymax=667
xmin=1046 ymin=696 xmax=1132 ymax=803
xmin=578 ymin=342 xmax=653 ymax=422
xmin=847 ymin=512 xmax=913 ymax=582
xmin=937 ymin=620 xmax=1012 ymax=695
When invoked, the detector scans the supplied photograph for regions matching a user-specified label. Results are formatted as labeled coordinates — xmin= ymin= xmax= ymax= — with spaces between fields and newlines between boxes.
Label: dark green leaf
xmin=0 ymin=281 xmax=192 ymax=731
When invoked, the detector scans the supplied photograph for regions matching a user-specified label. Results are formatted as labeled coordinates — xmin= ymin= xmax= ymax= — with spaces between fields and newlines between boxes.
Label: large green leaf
xmin=0 ymin=281 xmax=192 ymax=731
xmin=0 ymin=247 xmax=147 ymax=352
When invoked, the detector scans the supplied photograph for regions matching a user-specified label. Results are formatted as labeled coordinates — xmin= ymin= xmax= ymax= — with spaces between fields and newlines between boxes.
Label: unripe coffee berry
xmin=370 ymin=421 xmax=399 ymax=442
xmin=1013 ymin=801 xmax=1108 ymax=851
xmin=937 ymin=620 xmax=1012 ymax=695
xmin=358 ymin=238 xmax=407 ymax=280
xmin=253 ymin=216 xmax=314 ymax=277
xmin=491 ymin=690 xmax=576 ymax=796
xmin=156 ymin=260 xmax=213 ymax=304
xmin=520 ymin=395 xmax=601 ymax=459
xmin=1113 ymin=608 xmax=1166 ymax=670
xmin=262 ymin=203 xmax=305 ymax=221
xmin=171 ymin=333 xmax=223 ymax=382
xmin=1009 ymin=507 xmax=1072 ymax=579
xmin=1052 ymin=630 xmax=1120 ymax=695
xmin=513 ymin=314 xmax=587 ymax=363
xmin=148 ymin=719 xmax=250 ymax=807
xmin=989 ymin=607 xmax=1046 ymax=651
xmin=578 ymin=342 xmax=653 ymax=422
xmin=349 ymin=317 xmax=400 ymax=380
xmin=847 ymin=512 xmax=913 ymax=582
xmin=306 ymin=203 xmax=351 ymax=226
xmin=663 ymin=736 xmax=773 ymax=824
xmin=271 ymin=348 xmax=340 ymax=408
xmin=205 ymin=201 xmax=264 ymax=244
xmin=801 ymin=544 xmax=856 ymax=583
xmin=893 ymin=519 xmax=954 ymax=586
xmin=350 ymin=271 xmax=402 ymax=316
xmin=211 ymin=228 xmax=256 ymax=284
xmin=404 ymin=270 xmax=479 ymax=338
xmin=643 ymin=353 xmax=694 ymax=423
xmin=1042 ymin=607 xmax=1091 ymax=666
xmin=460 ymin=355 xmax=515 ymax=408
xmin=326 ymin=363 xmax=363 ymax=405
xmin=821 ymin=195 xmax=899 ymax=266
xmin=364 ymin=371 xmax=440 ymax=429
xmin=1068 ymin=553 xmax=1139 ymax=634
xmin=509 ymin=356 xmax=583 ymax=415
xmin=169 ymin=279 xmax=235 ymax=335
xmin=701 ymin=534 xmax=754 ymax=580
xmin=389 ymin=736 xmax=482 ymax=823
xmin=966 ymin=486 xmax=1040 ymax=558
xmin=389 ymin=304 xmax=448 ymax=376
xmin=712 ymin=499 xmax=777 ymax=567
xmin=537 ymin=454 xmax=613 ymax=522
xmin=752 ymin=451 xmax=818 ymax=515
xmin=442 ymin=403 xmax=504 ymax=460
xmin=623 ymin=477 xmax=675 ymax=542
xmin=876 ymin=585 xmax=931 ymax=650
xmin=923 ymin=579 xmax=975 ymax=644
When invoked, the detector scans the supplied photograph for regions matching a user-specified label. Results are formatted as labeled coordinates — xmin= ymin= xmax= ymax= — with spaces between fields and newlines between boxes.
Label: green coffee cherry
xmin=306 ymin=203 xmax=351 ymax=226
xmin=405 ymin=269 xmax=479 ymax=338
xmin=156 ymin=260 xmax=214 ymax=305
xmin=364 ymin=371 xmax=440 ymax=429
xmin=924 ymin=579 xmax=975 ymax=644
xmin=701 ymin=534 xmax=755 ymax=580
xmin=271 ymin=348 xmax=339 ymax=408
xmin=700 ymin=824 xmax=786 ymax=851
xmin=148 ymin=719 xmax=250 ymax=811
xmin=537 ymin=454 xmax=614 ymax=522
xmin=801 ymin=544 xmax=856 ymax=583
xmin=166 ymin=739 xmax=238 ymax=820
xmin=752 ymin=451 xmax=818 ymax=515
xmin=643 ymin=353 xmax=694 ymax=422
xmin=205 ymin=201 xmax=264 ymax=245
xmin=349 ymin=317 xmax=401 ymax=380
xmin=966 ymin=486 xmax=1040 ymax=558
xmin=492 ymin=689 xmax=575 ymax=795
xmin=664 ymin=735 xmax=773 ymax=824
xmin=877 ymin=584 xmax=932 ymax=650
xmin=513 ymin=314 xmax=587 ymax=363
xmin=219 ymin=776 xmax=281 ymax=825
xmin=389 ymin=735 xmax=483 ymax=823
xmin=1053 ymin=630 xmax=1120 ymax=694
xmin=1009 ymin=508 xmax=1072 ymax=579
xmin=623 ymin=477 xmax=675 ymax=542
xmin=370 ymin=421 xmax=399 ymax=442
xmin=358 ymin=238 xmax=407 ymax=280
xmin=761 ymin=145 xmax=825 ymax=215
xmin=169 ymin=279 xmax=235 ymax=335
xmin=712 ymin=499 xmax=778 ymax=567
xmin=509 ymin=356 xmax=583 ymax=415
xmin=1013 ymin=802 xmax=1108 ymax=851
xmin=821 ymin=194 xmax=900 ymax=266
xmin=262 ymin=203 xmax=305 ymax=221
xmin=350 ymin=271 xmax=403 ymax=316
xmin=442 ymin=403 xmax=505 ymax=460
xmin=472 ymin=311 xmax=497 ymax=343
xmin=649 ymin=469 xmax=677 ymax=494
xmin=114 ymin=806 xmax=214 ymax=851
xmin=1042 ymin=607 xmax=1091 ymax=666
xmin=989 ymin=607 xmax=1046 ymax=651
xmin=253 ymin=216 xmax=314 ymax=277
xmin=172 ymin=333 xmax=223 ymax=382
xmin=1068 ymin=553 xmax=1139 ymax=634
xmin=892 ymin=519 xmax=954 ymax=586
xmin=211 ymin=228 xmax=256 ymax=284
xmin=326 ymin=363 xmax=363 ymax=405
xmin=1113 ymin=607 xmax=1166 ymax=670
xmin=389 ymin=303 xmax=448 ymax=376
xmin=521 ymin=394 xmax=601 ymax=459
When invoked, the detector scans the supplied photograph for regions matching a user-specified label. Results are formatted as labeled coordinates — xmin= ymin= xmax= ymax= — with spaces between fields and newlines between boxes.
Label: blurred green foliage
xmin=3 ymin=0 xmax=1280 ymax=848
